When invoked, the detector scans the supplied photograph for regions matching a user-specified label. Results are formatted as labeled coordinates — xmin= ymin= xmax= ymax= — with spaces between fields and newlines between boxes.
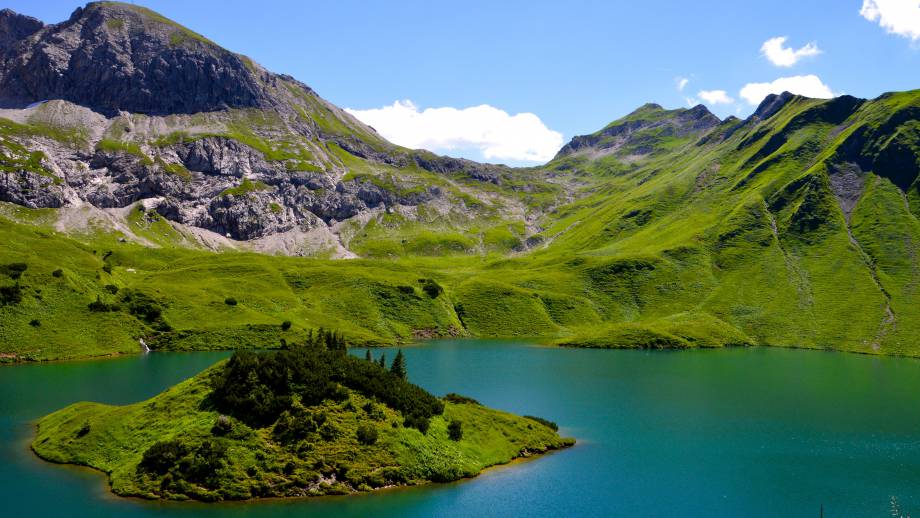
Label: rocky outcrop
xmin=0 ymin=2 xmax=274 ymax=116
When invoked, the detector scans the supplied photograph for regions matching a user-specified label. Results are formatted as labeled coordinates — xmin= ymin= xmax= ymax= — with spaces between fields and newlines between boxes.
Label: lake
xmin=2 ymin=340 xmax=920 ymax=517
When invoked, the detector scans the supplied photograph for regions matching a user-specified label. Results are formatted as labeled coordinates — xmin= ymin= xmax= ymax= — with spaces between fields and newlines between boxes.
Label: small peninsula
xmin=32 ymin=336 xmax=573 ymax=501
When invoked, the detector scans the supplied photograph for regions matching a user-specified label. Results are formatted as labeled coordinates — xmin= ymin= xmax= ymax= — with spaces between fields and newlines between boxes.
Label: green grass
xmin=32 ymin=358 xmax=573 ymax=501
xmin=5 ymin=89 xmax=920 ymax=361
xmin=220 ymin=178 xmax=270 ymax=197
xmin=96 ymin=139 xmax=153 ymax=165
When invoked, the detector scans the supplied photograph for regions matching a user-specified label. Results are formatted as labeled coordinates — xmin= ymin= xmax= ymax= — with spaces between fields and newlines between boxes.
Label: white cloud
xmin=676 ymin=77 xmax=689 ymax=91
xmin=345 ymin=100 xmax=563 ymax=163
xmin=697 ymin=89 xmax=735 ymax=105
xmin=760 ymin=36 xmax=822 ymax=67
xmin=860 ymin=0 xmax=920 ymax=41
xmin=739 ymin=75 xmax=836 ymax=105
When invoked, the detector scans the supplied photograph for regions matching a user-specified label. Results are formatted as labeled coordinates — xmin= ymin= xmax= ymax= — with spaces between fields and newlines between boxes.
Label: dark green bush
xmin=102 ymin=264 xmax=112 ymax=274
xmin=104 ymin=284 xmax=119 ymax=294
xmin=524 ymin=415 xmax=559 ymax=431
xmin=29 ymin=319 xmax=40 ymax=327
xmin=356 ymin=424 xmax=378 ymax=445
xmin=397 ymin=285 xmax=415 ymax=295
xmin=272 ymin=408 xmax=326 ymax=444
xmin=448 ymin=420 xmax=463 ymax=441
xmin=51 ymin=269 xmax=63 ymax=278
xmin=419 ymin=278 xmax=443 ymax=298
xmin=224 ymin=297 xmax=238 ymax=306
xmin=403 ymin=415 xmax=430 ymax=434
xmin=0 ymin=284 xmax=23 ymax=306
xmin=87 ymin=296 xmax=119 ymax=312
xmin=444 ymin=393 xmax=479 ymax=405
xmin=139 ymin=439 xmax=188 ymax=474
xmin=1 ymin=263 xmax=27 ymax=280
xmin=281 ymin=320 xmax=292 ymax=331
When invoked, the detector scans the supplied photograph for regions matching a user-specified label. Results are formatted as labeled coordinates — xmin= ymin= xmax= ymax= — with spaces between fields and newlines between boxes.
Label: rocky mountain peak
xmin=751 ymin=91 xmax=796 ymax=121
xmin=0 ymin=2 xmax=276 ymax=116
xmin=0 ymin=9 xmax=43 ymax=49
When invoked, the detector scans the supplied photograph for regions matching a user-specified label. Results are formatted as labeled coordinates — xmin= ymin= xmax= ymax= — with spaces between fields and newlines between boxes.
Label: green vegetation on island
xmin=31 ymin=336 xmax=573 ymax=501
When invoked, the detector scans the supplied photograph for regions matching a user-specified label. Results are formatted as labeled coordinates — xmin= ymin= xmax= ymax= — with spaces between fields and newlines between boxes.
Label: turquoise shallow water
xmin=3 ymin=341 xmax=920 ymax=517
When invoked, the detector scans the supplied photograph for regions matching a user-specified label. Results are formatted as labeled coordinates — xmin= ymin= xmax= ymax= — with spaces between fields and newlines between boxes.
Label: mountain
xmin=0 ymin=1 xmax=529 ymax=254
xmin=1 ymin=2 xmax=920 ymax=361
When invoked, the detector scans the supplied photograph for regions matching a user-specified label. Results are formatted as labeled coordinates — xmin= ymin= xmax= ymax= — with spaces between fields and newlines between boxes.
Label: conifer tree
xmin=378 ymin=353 xmax=386 ymax=369
xmin=390 ymin=349 xmax=407 ymax=380
xmin=365 ymin=350 xmax=372 ymax=362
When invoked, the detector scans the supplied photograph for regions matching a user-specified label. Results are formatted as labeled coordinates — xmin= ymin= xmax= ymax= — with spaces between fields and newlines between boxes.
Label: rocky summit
xmin=0 ymin=2 xmax=514 ymax=250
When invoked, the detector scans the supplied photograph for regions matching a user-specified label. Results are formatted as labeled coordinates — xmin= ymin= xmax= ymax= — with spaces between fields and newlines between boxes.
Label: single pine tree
xmin=390 ymin=349 xmax=407 ymax=380
xmin=365 ymin=350 xmax=372 ymax=362
xmin=378 ymin=353 xmax=386 ymax=369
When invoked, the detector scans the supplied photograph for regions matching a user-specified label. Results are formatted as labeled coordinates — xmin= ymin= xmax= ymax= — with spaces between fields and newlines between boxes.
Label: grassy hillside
xmin=4 ymin=90 xmax=920 ymax=361
xmin=32 ymin=345 xmax=572 ymax=501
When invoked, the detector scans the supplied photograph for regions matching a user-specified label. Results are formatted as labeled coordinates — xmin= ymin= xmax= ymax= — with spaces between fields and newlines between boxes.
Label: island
xmin=32 ymin=335 xmax=574 ymax=501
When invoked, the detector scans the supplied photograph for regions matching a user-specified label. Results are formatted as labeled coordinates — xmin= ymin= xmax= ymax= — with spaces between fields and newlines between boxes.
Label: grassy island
xmin=32 ymin=336 xmax=573 ymax=501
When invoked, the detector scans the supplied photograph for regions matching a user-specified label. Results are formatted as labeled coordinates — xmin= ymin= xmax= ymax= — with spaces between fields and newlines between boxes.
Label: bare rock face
xmin=0 ymin=2 xmax=274 ymax=116
xmin=0 ymin=9 xmax=43 ymax=50
xmin=0 ymin=2 xmax=511 ymax=244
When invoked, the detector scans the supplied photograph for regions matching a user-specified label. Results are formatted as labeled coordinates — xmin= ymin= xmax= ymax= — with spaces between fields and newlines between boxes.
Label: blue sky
xmin=7 ymin=0 xmax=920 ymax=164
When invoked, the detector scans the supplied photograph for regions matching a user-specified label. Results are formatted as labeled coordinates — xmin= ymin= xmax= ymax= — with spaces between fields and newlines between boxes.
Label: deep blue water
xmin=2 ymin=341 xmax=920 ymax=517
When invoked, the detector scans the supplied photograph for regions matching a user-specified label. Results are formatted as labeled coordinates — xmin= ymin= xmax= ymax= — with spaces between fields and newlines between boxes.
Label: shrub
xmin=524 ymin=415 xmax=559 ymax=431
xmin=1 ymin=263 xmax=27 ymax=280
xmin=29 ymin=319 xmax=40 ymax=327
xmin=419 ymin=278 xmax=443 ymax=298
xmin=87 ymin=296 xmax=119 ymax=312
xmin=448 ymin=420 xmax=463 ymax=441
xmin=397 ymin=285 xmax=415 ymax=295
xmin=51 ymin=269 xmax=63 ymax=278
xmin=272 ymin=408 xmax=325 ymax=444
xmin=124 ymin=291 xmax=163 ymax=323
xmin=0 ymin=284 xmax=23 ymax=306
xmin=281 ymin=320 xmax=292 ymax=331
xmin=356 ymin=424 xmax=378 ymax=445
xmin=404 ymin=415 xmax=430 ymax=434
xmin=139 ymin=439 xmax=188 ymax=474
xmin=104 ymin=284 xmax=119 ymax=294
xmin=444 ymin=393 xmax=479 ymax=405
xmin=102 ymin=264 xmax=112 ymax=274
xmin=224 ymin=297 xmax=238 ymax=306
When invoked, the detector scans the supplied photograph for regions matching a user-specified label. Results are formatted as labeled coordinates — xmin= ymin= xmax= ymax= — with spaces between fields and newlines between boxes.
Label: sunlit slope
xmin=524 ymin=91 xmax=920 ymax=354
xmin=3 ymin=90 xmax=920 ymax=360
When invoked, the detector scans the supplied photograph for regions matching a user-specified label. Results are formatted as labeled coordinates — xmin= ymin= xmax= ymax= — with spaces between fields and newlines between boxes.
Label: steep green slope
xmin=33 ymin=346 xmax=572 ymax=501
xmin=5 ymin=90 xmax=920 ymax=360
xmin=530 ymin=91 xmax=920 ymax=355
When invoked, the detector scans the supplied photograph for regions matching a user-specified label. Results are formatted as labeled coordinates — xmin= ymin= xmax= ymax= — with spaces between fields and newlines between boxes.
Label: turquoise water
xmin=3 ymin=341 xmax=920 ymax=517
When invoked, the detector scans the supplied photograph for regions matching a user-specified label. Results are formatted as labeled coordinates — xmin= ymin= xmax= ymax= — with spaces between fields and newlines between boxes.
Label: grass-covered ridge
xmin=32 ymin=339 xmax=573 ymax=501
xmin=3 ymin=70 xmax=920 ymax=360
